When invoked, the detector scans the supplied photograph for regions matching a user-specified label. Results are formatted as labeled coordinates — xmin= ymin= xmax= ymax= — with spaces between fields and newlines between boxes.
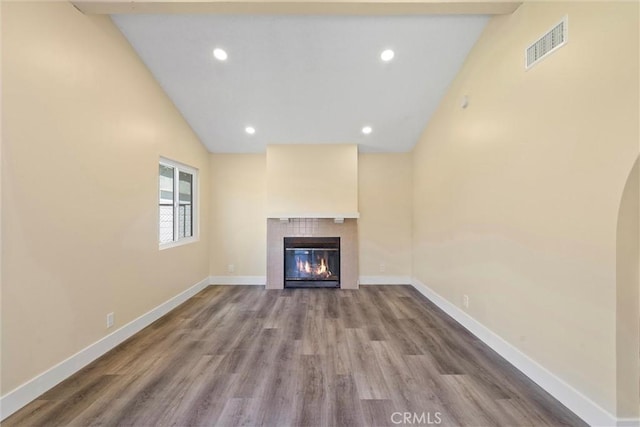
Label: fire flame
xmin=296 ymin=256 xmax=331 ymax=278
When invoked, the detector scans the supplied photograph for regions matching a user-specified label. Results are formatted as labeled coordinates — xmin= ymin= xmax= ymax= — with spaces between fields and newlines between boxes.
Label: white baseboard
xmin=411 ymin=278 xmax=626 ymax=427
xmin=209 ymin=275 xmax=266 ymax=285
xmin=617 ymin=418 xmax=640 ymax=427
xmin=359 ymin=275 xmax=412 ymax=285
xmin=0 ymin=276 xmax=210 ymax=421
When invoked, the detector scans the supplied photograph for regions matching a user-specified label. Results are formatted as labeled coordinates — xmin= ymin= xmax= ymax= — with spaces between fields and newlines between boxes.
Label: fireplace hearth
xmin=284 ymin=237 xmax=340 ymax=288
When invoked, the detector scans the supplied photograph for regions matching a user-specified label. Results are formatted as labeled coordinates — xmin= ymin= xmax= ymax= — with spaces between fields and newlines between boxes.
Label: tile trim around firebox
xmin=266 ymin=218 xmax=358 ymax=289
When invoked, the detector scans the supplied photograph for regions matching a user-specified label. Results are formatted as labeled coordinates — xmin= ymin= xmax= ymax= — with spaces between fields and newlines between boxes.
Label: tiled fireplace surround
xmin=266 ymin=218 xmax=359 ymax=289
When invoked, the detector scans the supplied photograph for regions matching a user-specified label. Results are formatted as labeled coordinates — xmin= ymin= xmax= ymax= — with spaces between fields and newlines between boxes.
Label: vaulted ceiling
xmin=111 ymin=12 xmax=489 ymax=153
xmin=74 ymin=0 xmax=520 ymax=153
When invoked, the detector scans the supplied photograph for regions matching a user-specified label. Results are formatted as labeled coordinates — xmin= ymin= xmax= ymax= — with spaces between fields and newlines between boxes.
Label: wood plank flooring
xmin=4 ymin=286 xmax=587 ymax=426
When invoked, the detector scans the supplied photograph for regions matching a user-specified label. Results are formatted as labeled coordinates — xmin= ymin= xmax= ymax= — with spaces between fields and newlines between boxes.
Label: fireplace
xmin=284 ymin=237 xmax=340 ymax=288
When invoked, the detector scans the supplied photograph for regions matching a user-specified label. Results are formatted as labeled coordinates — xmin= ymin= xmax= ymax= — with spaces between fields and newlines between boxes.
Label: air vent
xmin=525 ymin=16 xmax=568 ymax=69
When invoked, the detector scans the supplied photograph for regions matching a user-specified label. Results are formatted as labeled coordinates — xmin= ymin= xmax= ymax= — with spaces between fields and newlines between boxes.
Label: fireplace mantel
xmin=267 ymin=212 xmax=360 ymax=220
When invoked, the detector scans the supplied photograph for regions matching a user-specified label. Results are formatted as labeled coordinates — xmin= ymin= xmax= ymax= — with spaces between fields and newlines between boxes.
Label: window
xmin=159 ymin=158 xmax=198 ymax=248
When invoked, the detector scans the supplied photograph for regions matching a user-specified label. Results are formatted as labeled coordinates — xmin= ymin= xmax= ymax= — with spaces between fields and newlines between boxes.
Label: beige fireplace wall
xmin=266 ymin=144 xmax=359 ymax=218
xmin=208 ymin=152 xmax=412 ymax=280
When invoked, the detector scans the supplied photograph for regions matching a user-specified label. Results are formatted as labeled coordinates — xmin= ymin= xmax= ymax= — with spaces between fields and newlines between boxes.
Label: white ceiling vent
xmin=525 ymin=16 xmax=568 ymax=69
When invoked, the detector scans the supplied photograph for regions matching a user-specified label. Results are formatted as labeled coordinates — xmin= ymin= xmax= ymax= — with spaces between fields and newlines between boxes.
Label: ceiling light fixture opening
xmin=361 ymin=126 xmax=373 ymax=135
xmin=380 ymin=49 xmax=395 ymax=62
xmin=245 ymin=126 xmax=256 ymax=135
xmin=213 ymin=48 xmax=228 ymax=61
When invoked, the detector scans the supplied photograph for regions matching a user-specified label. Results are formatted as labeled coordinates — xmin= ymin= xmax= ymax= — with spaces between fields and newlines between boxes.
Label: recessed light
xmin=245 ymin=126 xmax=256 ymax=135
xmin=361 ymin=126 xmax=372 ymax=135
xmin=380 ymin=49 xmax=394 ymax=62
xmin=213 ymin=48 xmax=228 ymax=61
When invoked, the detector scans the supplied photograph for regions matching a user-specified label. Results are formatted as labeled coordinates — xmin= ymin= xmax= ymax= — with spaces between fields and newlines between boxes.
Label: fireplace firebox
xmin=284 ymin=237 xmax=340 ymax=288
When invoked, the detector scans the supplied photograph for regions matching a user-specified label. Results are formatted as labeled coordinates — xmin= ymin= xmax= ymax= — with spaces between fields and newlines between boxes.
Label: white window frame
xmin=159 ymin=157 xmax=199 ymax=250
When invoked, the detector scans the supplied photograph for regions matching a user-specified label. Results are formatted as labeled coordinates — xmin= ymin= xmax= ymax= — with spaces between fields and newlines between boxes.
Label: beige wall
xmin=209 ymin=152 xmax=412 ymax=280
xmin=1 ymin=2 xmax=210 ymax=394
xmin=0 ymin=1 xmax=4 ymax=392
xmin=616 ymin=157 xmax=640 ymax=418
xmin=412 ymin=1 xmax=638 ymax=415
xmin=358 ymin=153 xmax=412 ymax=278
xmin=266 ymin=144 xmax=358 ymax=217
xmin=209 ymin=154 xmax=266 ymax=277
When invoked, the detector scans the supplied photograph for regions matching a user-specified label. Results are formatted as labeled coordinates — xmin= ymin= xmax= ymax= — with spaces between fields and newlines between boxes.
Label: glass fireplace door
xmin=284 ymin=237 xmax=340 ymax=288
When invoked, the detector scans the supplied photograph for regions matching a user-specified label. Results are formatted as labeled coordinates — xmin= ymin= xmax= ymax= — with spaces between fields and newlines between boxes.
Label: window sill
xmin=159 ymin=236 xmax=199 ymax=251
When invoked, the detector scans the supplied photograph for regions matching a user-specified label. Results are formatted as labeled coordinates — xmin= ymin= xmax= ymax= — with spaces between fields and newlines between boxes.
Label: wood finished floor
xmin=5 ymin=285 xmax=587 ymax=427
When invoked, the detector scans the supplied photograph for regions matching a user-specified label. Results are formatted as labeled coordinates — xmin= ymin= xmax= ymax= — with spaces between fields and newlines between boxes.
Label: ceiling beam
xmin=73 ymin=0 xmax=521 ymax=15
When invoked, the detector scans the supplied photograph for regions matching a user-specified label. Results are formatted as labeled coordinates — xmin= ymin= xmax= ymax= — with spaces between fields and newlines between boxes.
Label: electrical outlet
xmin=379 ymin=263 xmax=386 ymax=273
xmin=228 ymin=264 xmax=235 ymax=273
xmin=106 ymin=312 xmax=114 ymax=328
xmin=462 ymin=295 xmax=469 ymax=309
